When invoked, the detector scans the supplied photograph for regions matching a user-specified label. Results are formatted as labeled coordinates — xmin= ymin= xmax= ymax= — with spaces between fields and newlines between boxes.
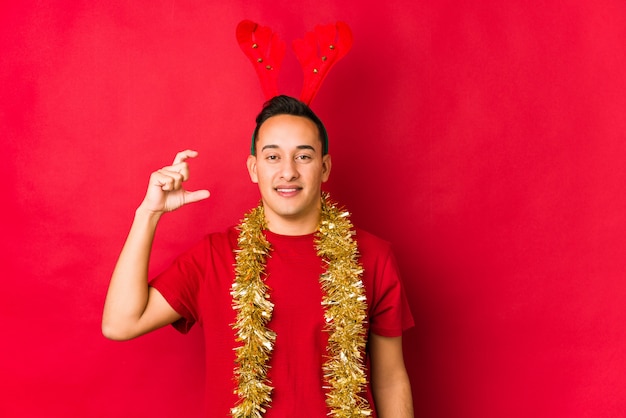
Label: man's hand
xmin=140 ymin=149 xmax=210 ymax=213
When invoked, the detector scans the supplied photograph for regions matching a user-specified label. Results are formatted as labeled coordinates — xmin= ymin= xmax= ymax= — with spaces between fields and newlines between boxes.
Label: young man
xmin=102 ymin=95 xmax=414 ymax=417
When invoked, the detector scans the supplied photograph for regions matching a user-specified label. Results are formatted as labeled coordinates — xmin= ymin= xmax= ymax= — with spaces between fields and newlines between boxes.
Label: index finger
xmin=173 ymin=149 xmax=199 ymax=165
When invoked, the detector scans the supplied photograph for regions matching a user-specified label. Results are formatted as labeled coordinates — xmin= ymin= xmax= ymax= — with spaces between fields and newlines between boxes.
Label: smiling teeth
xmin=277 ymin=188 xmax=297 ymax=192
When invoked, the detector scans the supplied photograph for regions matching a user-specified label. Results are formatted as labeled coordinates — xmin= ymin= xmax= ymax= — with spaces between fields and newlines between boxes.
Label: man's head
xmin=246 ymin=96 xmax=332 ymax=235
xmin=251 ymin=95 xmax=329 ymax=156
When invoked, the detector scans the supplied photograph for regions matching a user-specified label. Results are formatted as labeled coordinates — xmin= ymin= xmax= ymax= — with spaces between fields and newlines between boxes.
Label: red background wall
xmin=2 ymin=1 xmax=625 ymax=417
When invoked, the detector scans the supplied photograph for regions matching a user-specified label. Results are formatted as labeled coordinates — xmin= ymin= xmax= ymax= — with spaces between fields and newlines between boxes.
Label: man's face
xmin=247 ymin=114 xmax=331 ymax=234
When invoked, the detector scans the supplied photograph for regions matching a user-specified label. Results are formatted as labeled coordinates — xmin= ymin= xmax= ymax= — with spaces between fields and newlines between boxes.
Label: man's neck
xmin=264 ymin=211 xmax=321 ymax=236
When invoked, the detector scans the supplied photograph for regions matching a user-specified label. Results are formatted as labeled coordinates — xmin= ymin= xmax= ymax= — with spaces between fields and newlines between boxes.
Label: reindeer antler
xmin=237 ymin=20 xmax=352 ymax=105
xmin=236 ymin=20 xmax=286 ymax=100
xmin=292 ymin=22 xmax=353 ymax=105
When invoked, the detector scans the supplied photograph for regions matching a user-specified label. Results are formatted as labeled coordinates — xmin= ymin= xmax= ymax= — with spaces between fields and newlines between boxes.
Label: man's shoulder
xmin=195 ymin=225 xmax=240 ymax=250
xmin=354 ymin=227 xmax=393 ymax=254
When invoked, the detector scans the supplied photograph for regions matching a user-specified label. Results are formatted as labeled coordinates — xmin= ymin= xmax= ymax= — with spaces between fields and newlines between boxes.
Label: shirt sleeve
xmin=149 ymin=238 xmax=207 ymax=334
xmin=363 ymin=235 xmax=415 ymax=337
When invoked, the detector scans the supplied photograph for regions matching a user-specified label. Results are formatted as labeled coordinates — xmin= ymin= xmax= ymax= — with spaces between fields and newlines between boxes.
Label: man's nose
xmin=279 ymin=158 xmax=298 ymax=181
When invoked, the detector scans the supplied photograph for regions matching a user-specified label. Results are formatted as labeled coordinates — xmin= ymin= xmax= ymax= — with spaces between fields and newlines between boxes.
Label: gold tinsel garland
xmin=230 ymin=193 xmax=371 ymax=417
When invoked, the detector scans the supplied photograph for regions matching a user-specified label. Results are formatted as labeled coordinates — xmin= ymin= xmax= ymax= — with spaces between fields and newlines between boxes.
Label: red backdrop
xmin=2 ymin=1 xmax=625 ymax=417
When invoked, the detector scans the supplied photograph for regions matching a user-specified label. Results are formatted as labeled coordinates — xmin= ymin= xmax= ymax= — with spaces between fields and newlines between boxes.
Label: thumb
xmin=184 ymin=189 xmax=211 ymax=204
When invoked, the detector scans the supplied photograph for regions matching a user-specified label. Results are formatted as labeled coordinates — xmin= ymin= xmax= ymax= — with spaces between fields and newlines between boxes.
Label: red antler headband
xmin=236 ymin=20 xmax=353 ymax=154
xmin=236 ymin=20 xmax=353 ymax=104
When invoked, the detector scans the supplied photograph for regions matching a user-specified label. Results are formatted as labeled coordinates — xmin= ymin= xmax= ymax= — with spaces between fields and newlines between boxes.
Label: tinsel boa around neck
xmin=230 ymin=193 xmax=371 ymax=417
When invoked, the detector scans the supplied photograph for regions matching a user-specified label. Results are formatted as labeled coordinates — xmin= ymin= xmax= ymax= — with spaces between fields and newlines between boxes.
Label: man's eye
xmin=266 ymin=155 xmax=278 ymax=161
xmin=296 ymin=155 xmax=312 ymax=161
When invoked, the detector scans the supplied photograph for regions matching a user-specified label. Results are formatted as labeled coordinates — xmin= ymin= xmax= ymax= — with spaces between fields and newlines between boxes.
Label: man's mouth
xmin=275 ymin=186 xmax=302 ymax=196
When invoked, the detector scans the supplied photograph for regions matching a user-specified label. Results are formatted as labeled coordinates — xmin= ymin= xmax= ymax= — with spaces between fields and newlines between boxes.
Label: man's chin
xmin=264 ymin=203 xmax=308 ymax=220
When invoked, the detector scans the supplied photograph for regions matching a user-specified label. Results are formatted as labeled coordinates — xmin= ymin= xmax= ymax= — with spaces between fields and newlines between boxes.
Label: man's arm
xmin=369 ymin=333 xmax=414 ymax=418
xmin=101 ymin=150 xmax=210 ymax=341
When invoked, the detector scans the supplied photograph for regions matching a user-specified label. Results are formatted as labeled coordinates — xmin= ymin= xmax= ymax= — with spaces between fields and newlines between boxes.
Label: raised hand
xmin=140 ymin=149 xmax=210 ymax=213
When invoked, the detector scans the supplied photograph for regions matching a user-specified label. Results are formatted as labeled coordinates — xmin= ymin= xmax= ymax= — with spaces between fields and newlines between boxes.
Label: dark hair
xmin=251 ymin=95 xmax=329 ymax=155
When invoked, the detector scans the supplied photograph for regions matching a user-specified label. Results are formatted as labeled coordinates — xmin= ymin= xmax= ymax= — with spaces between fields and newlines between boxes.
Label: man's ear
xmin=246 ymin=154 xmax=259 ymax=183
xmin=321 ymin=154 xmax=332 ymax=183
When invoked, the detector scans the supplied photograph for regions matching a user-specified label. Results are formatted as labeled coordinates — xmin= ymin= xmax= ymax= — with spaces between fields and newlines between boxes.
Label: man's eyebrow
xmin=260 ymin=144 xmax=317 ymax=152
